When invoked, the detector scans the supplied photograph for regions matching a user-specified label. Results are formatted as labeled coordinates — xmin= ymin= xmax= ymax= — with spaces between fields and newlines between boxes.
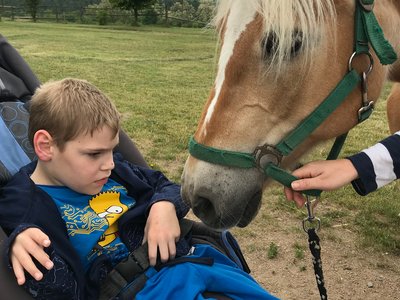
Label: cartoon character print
xmin=89 ymin=191 xmax=129 ymax=247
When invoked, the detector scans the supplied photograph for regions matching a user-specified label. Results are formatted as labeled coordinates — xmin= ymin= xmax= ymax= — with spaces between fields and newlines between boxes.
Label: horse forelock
xmin=214 ymin=0 xmax=336 ymax=73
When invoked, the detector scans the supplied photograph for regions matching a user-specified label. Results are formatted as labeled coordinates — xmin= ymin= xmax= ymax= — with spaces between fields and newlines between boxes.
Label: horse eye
xmin=291 ymin=31 xmax=303 ymax=56
xmin=261 ymin=32 xmax=278 ymax=60
xmin=261 ymin=30 xmax=303 ymax=60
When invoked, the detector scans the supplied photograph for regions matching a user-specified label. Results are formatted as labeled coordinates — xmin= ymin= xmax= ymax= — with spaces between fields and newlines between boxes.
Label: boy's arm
xmin=143 ymin=201 xmax=180 ymax=266
xmin=115 ymin=155 xmax=190 ymax=218
xmin=6 ymin=226 xmax=81 ymax=299
xmin=8 ymin=226 xmax=53 ymax=285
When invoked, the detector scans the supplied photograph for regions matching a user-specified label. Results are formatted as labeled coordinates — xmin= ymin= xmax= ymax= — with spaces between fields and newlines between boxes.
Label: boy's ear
xmin=33 ymin=130 xmax=54 ymax=161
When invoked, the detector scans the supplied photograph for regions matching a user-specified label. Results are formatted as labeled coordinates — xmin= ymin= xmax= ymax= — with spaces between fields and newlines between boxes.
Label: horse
xmin=181 ymin=0 xmax=400 ymax=229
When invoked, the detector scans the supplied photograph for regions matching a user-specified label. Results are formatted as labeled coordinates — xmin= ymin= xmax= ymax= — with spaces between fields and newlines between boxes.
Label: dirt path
xmin=231 ymin=201 xmax=400 ymax=300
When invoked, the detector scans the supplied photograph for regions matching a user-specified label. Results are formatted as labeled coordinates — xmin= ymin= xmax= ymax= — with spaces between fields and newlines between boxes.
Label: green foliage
xmin=267 ymin=242 xmax=279 ymax=259
xmin=109 ymin=0 xmax=155 ymax=11
xmin=25 ymin=0 xmax=41 ymax=21
xmin=293 ymin=243 xmax=305 ymax=260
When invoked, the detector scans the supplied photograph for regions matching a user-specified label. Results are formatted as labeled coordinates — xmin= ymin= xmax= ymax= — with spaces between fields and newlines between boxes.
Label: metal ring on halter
xmin=253 ymin=144 xmax=283 ymax=170
xmin=348 ymin=51 xmax=374 ymax=75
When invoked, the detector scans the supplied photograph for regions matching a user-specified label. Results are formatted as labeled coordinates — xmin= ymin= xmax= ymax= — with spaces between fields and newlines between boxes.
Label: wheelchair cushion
xmin=0 ymin=101 xmax=35 ymax=186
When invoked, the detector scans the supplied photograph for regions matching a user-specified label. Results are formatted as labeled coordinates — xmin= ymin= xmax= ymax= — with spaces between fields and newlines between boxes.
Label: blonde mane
xmin=214 ymin=0 xmax=336 ymax=73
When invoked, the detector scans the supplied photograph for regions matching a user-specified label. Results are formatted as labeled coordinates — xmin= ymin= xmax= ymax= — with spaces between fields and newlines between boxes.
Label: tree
xmin=197 ymin=0 xmax=215 ymax=24
xmin=170 ymin=0 xmax=195 ymax=21
xmin=110 ymin=0 xmax=155 ymax=25
xmin=25 ymin=0 xmax=40 ymax=22
xmin=158 ymin=0 xmax=173 ymax=25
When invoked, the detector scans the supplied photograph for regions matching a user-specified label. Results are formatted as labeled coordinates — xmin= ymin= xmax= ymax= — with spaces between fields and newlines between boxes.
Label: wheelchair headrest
xmin=0 ymin=34 xmax=40 ymax=102
xmin=0 ymin=101 xmax=35 ymax=186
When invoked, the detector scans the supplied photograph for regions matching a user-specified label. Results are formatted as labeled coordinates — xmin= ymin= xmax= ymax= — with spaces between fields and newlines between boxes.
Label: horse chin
xmin=181 ymin=161 xmax=264 ymax=230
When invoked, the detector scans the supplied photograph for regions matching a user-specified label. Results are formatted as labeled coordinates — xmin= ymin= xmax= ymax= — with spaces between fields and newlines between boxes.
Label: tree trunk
xmin=164 ymin=4 xmax=168 ymax=25
xmin=134 ymin=7 xmax=138 ymax=25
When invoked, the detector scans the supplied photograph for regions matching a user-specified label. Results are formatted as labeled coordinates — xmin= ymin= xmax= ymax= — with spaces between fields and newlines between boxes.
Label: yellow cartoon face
xmin=89 ymin=191 xmax=129 ymax=226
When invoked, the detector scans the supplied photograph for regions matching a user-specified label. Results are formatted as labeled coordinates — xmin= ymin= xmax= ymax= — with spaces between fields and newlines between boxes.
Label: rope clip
xmin=302 ymin=195 xmax=321 ymax=232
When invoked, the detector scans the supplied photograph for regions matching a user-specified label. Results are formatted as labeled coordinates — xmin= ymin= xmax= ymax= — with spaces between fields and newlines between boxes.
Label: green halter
xmin=189 ymin=0 xmax=397 ymax=197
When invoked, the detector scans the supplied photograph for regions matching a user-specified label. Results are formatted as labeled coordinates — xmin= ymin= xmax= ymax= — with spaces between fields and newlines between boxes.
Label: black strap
xmin=307 ymin=228 xmax=328 ymax=300
xmin=111 ymin=243 xmax=149 ymax=283
xmin=100 ymin=219 xmax=194 ymax=299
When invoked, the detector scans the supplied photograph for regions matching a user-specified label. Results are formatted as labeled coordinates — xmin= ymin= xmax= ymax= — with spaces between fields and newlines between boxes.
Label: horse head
xmin=181 ymin=0 xmax=400 ymax=229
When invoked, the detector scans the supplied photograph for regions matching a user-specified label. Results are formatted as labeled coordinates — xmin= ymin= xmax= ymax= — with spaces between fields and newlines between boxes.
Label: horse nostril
xmin=192 ymin=196 xmax=218 ymax=222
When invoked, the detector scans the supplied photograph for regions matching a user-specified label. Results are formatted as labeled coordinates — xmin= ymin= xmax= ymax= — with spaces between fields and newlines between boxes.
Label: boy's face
xmin=46 ymin=126 xmax=119 ymax=195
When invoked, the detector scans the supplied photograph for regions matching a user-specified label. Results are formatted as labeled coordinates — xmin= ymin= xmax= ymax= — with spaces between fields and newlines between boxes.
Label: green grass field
xmin=1 ymin=20 xmax=399 ymax=254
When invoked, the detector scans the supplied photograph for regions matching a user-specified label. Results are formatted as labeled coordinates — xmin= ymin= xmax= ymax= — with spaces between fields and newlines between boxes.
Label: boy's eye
xmin=88 ymin=152 xmax=101 ymax=157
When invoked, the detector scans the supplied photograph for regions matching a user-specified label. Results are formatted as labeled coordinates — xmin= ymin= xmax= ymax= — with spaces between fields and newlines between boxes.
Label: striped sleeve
xmin=347 ymin=131 xmax=400 ymax=195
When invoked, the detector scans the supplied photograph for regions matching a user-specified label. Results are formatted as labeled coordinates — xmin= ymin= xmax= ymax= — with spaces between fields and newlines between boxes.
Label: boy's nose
xmin=102 ymin=153 xmax=115 ymax=171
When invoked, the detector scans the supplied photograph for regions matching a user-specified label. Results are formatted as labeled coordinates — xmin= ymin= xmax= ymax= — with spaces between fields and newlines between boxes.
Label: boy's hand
xmin=284 ymin=159 xmax=359 ymax=207
xmin=10 ymin=228 xmax=54 ymax=285
xmin=143 ymin=201 xmax=180 ymax=266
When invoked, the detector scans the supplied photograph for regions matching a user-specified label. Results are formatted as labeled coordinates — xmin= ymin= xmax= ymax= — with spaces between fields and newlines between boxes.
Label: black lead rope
xmin=307 ymin=228 xmax=328 ymax=300
xmin=303 ymin=196 xmax=327 ymax=300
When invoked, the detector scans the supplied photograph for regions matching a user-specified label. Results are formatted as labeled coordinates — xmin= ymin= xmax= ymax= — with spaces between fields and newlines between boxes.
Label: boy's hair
xmin=29 ymin=78 xmax=120 ymax=150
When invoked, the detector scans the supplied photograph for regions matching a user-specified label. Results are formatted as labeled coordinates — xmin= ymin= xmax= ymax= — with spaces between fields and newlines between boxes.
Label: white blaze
xmin=202 ymin=3 xmax=258 ymax=135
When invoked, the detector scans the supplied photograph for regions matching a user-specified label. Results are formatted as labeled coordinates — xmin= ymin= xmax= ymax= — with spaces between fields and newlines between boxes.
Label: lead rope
xmin=303 ymin=195 xmax=327 ymax=300
xmin=308 ymin=228 xmax=327 ymax=300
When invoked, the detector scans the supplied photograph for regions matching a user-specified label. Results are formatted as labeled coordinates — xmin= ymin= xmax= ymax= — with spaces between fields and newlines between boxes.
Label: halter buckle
xmin=358 ymin=71 xmax=374 ymax=122
xmin=253 ymin=144 xmax=282 ymax=170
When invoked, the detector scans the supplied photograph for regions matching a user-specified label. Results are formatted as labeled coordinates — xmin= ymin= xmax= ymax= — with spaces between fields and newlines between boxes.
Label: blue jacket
xmin=0 ymin=153 xmax=190 ymax=299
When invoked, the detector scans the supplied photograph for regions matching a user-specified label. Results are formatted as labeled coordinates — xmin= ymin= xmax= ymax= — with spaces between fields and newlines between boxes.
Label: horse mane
xmin=214 ymin=0 xmax=336 ymax=74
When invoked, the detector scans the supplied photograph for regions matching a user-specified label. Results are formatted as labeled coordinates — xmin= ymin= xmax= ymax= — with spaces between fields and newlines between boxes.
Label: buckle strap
xmin=276 ymin=69 xmax=360 ymax=156
xmin=114 ymin=244 xmax=150 ymax=284
xmin=99 ymin=269 xmax=128 ymax=300
xmin=355 ymin=0 xmax=397 ymax=65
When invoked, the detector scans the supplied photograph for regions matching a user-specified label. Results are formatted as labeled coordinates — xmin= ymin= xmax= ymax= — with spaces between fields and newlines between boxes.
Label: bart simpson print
xmin=89 ymin=191 xmax=129 ymax=247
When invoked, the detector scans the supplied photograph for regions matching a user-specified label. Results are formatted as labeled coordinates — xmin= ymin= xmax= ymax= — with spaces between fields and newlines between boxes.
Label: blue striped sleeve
xmin=380 ymin=132 xmax=400 ymax=179
xmin=348 ymin=152 xmax=377 ymax=195
xmin=347 ymin=131 xmax=400 ymax=195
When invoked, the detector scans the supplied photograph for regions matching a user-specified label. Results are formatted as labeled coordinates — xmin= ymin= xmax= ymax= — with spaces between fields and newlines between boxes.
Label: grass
xmin=1 ymin=21 xmax=217 ymax=180
xmin=2 ymin=20 xmax=399 ymax=255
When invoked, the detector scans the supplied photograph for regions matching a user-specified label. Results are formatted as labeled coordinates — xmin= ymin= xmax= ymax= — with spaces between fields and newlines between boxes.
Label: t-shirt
xmin=39 ymin=178 xmax=136 ymax=271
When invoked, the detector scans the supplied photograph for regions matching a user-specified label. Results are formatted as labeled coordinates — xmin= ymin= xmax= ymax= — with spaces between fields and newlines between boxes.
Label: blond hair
xmin=214 ymin=0 xmax=336 ymax=74
xmin=29 ymin=78 xmax=120 ymax=150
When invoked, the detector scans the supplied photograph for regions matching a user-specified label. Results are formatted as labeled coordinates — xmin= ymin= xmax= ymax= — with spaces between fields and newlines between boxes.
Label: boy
xmin=1 ymin=78 xmax=278 ymax=300
xmin=284 ymin=131 xmax=400 ymax=206
xmin=0 ymin=78 xmax=189 ymax=299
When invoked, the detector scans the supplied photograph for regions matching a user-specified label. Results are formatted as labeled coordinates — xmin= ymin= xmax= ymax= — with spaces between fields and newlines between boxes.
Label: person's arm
xmin=284 ymin=159 xmax=358 ymax=207
xmin=6 ymin=226 xmax=81 ymax=299
xmin=143 ymin=201 xmax=180 ymax=266
xmin=113 ymin=153 xmax=190 ymax=219
xmin=113 ymin=155 xmax=189 ymax=265
xmin=285 ymin=131 xmax=400 ymax=206
xmin=8 ymin=226 xmax=53 ymax=285
xmin=348 ymin=131 xmax=400 ymax=195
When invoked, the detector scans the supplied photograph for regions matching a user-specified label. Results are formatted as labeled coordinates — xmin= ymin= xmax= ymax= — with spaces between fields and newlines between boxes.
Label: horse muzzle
xmin=181 ymin=158 xmax=264 ymax=229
